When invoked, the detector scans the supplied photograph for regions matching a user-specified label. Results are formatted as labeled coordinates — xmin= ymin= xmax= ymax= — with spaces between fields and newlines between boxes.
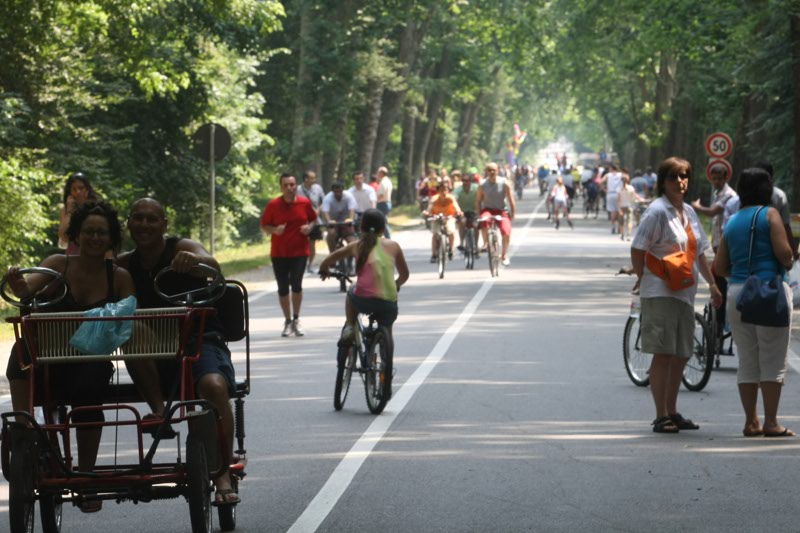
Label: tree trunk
xmin=290 ymin=0 xmax=313 ymax=174
xmin=791 ymin=12 xmax=800 ymax=210
xmin=397 ymin=109 xmax=416 ymax=204
xmin=411 ymin=46 xmax=453 ymax=177
xmin=357 ymin=79 xmax=384 ymax=174
xmin=454 ymin=91 xmax=484 ymax=168
xmin=371 ymin=14 xmax=429 ymax=173
xmin=650 ymin=52 xmax=678 ymax=167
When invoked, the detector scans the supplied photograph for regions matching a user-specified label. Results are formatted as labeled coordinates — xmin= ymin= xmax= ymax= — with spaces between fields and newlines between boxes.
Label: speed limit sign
xmin=705 ymin=132 xmax=733 ymax=159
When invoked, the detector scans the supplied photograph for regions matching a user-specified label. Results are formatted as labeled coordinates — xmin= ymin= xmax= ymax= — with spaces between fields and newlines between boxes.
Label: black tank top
xmin=54 ymin=257 xmax=116 ymax=312
xmin=127 ymin=237 xmax=223 ymax=334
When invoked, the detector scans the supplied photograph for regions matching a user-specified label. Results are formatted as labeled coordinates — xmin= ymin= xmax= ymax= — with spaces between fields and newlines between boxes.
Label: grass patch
xmin=388 ymin=203 xmax=423 ymax=228
xmin=216 ymin=241 xmax=271 ymax=276
xmin=0 ymin=302 xmax=17 ymax=343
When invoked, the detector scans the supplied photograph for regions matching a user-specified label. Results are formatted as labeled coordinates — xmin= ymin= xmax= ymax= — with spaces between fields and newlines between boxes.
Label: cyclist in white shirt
xmin=347 ymin=171 xmax=377 ymax=224
xmin=322 ymin=182 xmax=358 ymax=253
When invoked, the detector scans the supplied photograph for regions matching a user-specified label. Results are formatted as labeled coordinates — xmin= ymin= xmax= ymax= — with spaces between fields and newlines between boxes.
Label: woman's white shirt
xmin=631 ymin=196 xmax=710 ymax=305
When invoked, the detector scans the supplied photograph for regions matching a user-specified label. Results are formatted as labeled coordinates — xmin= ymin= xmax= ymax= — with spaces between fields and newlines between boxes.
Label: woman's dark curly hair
xmin=66 ymin=201 xmax=123 ymax=252
xmin=62 ymin=172 xmax=98 ymax=206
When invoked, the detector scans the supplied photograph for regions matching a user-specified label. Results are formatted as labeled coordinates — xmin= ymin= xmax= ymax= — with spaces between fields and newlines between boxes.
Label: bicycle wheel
xmin=623 ymin=315 xmax=652 ymax=387
xmin=682 ymin=313 xmax=713 ymax=391
xmin=336 ymin=257 xmax=347 ymax=292
xmin=437 ymin=234 xmax=446 ymax=279
xmin=464 ymin=229 xmax=475 ymax=270
xmin=9 ymin=435 xmax=36 ymax=533
xmin=334 ymin=339 xmax=356 ymax=411
xmin=40 ymin=492 xmax=62 ymax=533
xmin=364 ymin=328 xmax=392 ymax=415
xmin=704 ymin=304 xmax=721 ymax=368
xmin=217 ymin=475 xmax=238 ymax=532
xmin=186 ymin=434 xmax=212 ymax=533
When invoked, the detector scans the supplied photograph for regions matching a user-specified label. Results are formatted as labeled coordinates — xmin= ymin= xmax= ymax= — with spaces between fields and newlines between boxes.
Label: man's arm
xmin=505 ymin=182 xmax=516 ymax=219
xmin=173 ymin=238 xmax=221 ymax=274
xmin=691 ymin=199 xmax=724 ymax=217
xmin=475 ymin=187 xmax=483 ymax=212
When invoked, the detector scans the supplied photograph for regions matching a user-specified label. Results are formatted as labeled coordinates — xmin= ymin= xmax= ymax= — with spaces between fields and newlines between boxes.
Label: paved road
xmin=3 ymin=189 xmax=800 ymax=532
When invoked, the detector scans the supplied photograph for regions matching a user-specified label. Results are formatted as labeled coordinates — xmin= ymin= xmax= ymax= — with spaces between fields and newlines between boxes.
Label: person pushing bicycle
xmin=318 ymin=209 xmax=409 ymax=344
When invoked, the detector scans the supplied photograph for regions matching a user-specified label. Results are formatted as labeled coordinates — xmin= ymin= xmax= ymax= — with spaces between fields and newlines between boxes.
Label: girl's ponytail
xmin=356 ymin=209 xmax=386 ymax=272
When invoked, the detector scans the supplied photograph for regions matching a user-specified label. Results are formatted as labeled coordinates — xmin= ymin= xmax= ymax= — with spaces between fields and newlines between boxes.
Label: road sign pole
xmin=209 ymin=124 xmax=216 ymax=255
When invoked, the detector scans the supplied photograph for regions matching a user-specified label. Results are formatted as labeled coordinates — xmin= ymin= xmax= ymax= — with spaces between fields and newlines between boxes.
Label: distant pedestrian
xmin=631 ymin=157 xmax=722 ymax=433
xmin=376 ymin=166 xmax=393 ymax=238
xmin=297 ymin=170 xmax=325 ymax=273
xmin=260 ymin=173 xmax=318 ymax=337
xmin=58 ymin=172 xmax=99 ymax=253
xmin=714 ymin=168 xmax=795 ymax=437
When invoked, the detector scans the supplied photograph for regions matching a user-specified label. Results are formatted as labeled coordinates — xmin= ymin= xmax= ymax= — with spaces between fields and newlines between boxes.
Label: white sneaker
xmin=501 ymin=257 xmax=510 ymax=266
xmin=281 ymin=320 xmax=293 ymax=337
xmin=291 ymin=318 xmax=305 ymax=337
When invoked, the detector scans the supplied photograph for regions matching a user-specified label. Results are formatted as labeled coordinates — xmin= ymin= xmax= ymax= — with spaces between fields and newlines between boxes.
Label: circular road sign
xmin=706 ymin=158 xmax=733 ymax=180
xmin=193 ymin=123 xmax=231 ymax=162
xmin=704 ymin=132 xmax=733 ymax=159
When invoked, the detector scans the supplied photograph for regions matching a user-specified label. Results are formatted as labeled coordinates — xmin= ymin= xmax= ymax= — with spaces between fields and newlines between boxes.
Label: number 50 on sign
xmin=705 ymin=132 xmax=733 ymax=159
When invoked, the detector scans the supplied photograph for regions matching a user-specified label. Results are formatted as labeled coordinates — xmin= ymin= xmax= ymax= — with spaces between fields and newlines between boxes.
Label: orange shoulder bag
xmin=645 ymin=218 xmax=696 ymax=292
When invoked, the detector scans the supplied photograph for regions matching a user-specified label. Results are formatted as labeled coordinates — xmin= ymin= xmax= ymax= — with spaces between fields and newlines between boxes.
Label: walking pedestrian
xmin=297 ymin=170 xmax=325 ymax=273
xmin=376 ymin=166 xmax=393 ymax=238
xmin=260 ymin=173 xmax=318 ymax=337
xmin=630 ymin=157 xmax=722 ymax=433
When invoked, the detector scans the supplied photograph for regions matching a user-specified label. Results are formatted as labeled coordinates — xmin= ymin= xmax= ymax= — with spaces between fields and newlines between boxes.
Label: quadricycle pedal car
xmin=0 ymin=264 xmax=251 ymax=533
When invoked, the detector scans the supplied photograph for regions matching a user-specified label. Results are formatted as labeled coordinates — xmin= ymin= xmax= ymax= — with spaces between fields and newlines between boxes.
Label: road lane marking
xmin=287 ymin=198 xmax=543 ymax=533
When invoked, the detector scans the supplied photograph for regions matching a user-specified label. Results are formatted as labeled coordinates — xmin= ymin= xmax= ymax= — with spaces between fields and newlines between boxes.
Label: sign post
xmin=192 ymin=123 xmax=231 ymax=255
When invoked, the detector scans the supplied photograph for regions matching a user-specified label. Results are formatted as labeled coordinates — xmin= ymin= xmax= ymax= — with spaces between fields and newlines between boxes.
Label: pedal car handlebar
xmin=0 ymin=267 xmax=70 ymax=309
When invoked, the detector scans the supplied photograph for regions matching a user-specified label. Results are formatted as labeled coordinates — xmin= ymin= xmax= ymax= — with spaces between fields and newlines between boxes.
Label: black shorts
xmin=271 ymin=256 xmax=308 ymax=296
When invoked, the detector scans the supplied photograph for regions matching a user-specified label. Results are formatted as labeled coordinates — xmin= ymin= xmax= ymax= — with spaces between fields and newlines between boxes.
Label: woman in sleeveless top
xmin=715 ymin=168 xmax=795 ymax=437
xmin=318 ymin=209 xmax=409 ymax=341
xmin=6 ymin=202 xmax=134 ymax=512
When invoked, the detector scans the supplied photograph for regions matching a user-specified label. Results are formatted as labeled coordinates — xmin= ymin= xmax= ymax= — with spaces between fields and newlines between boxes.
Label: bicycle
xmin=323 ymin=271 xmax=393 ymax=414
xmin=704 ymin=302 xmax=735 ymax=368
xmin=480 ymin=214 xmax=504 ymax=277
xmin=623 ymin=297 xmax=714 ymax=391
xmin=424 ymin=213 xmax=453 ymax=279
xmin=460 ymin=212 xmax=479 ymax=270
xmin=324 ymin=221 xmax=356 ymax=292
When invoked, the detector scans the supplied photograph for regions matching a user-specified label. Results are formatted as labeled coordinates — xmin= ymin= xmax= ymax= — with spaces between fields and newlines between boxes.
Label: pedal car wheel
xmin=217 ymin=476 xmax=238 ymax=532
xmin=39 ymin=492 xmax=62 ymax=533
xmin=186 ymin=435 xmax=212 ymax=533
xmin=9 ymin=440 xmax=36 ymax=533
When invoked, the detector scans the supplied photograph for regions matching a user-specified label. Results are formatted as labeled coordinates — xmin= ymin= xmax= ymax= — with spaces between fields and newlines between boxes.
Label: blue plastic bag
xmin=69 ymin=295 xmax=137 ymax=355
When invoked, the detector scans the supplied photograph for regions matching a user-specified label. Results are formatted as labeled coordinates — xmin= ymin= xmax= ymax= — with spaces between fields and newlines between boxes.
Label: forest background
xmin=1 ymin=0 xmax=799 ymax=269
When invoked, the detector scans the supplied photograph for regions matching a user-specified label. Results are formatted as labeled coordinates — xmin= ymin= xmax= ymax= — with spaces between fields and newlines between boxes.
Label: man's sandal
xmin=652 ymin=416 xmax=679 ymax=433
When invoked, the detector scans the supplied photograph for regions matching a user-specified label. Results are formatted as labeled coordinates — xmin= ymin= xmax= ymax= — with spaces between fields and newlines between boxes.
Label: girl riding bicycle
xmin=319 ymin=209 xmax=409 ymax=342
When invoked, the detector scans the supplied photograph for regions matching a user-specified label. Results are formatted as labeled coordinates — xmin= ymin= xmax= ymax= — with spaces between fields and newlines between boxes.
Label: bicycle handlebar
xmin=319 ymin=269 xmax=353 ymax=285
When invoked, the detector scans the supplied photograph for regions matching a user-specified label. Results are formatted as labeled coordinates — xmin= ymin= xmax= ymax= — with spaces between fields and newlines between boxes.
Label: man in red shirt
xmin=260 ymin=174 xmax=318 ymax=336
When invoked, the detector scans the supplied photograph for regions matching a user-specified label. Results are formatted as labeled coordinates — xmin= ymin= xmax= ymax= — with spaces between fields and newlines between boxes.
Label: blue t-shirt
xmin=723 ymin=206 xmax=781 ymax=283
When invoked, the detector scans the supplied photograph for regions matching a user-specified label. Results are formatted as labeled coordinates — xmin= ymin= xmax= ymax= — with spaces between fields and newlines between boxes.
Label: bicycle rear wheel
xmin=364 ymin=328 xmax=392 ymax=414
xmin=682 ymin=313 xmax=713 ymax=391
xmin=623 ymin=315 xmax=652 ymax=387
xmin=464 ymin=229 xmax=475 ymax=270
xmin=334 ymin=339 xmax=357 ymax=411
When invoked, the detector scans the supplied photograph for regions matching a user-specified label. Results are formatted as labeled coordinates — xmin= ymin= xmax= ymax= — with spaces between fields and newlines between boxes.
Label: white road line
xmin=788 ymin=347 xmax=800 ymax=374
xmin=287 ymin=198 xmax=543 ymax=533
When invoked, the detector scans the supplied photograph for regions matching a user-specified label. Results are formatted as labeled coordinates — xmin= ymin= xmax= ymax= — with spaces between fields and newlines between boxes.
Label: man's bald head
xmin=130 ymin=197 xmax=167 ymax=220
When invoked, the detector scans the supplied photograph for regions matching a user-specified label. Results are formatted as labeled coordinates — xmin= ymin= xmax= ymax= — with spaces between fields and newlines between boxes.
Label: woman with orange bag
xmin=630 ymin=157 xmax=722 ymax=433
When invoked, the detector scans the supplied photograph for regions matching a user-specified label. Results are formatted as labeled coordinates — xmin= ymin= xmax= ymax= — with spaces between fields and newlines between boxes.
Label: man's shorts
xmin=330 ymin=223 xmax=355 ymax=239
xmin=480 ymin=209 xmax=512 ymax=237
xmin=157 ymin=333 xmax=237 ymax=397
xmin=640 ymin=297 xmax=694 ymax=358
xmin=606 ymin=192 xmax=619 ymax=212
xmin=308 ymin=224 xmax=323 ymax=241
xmin=431 ymin=217 xmax=456 ymax=235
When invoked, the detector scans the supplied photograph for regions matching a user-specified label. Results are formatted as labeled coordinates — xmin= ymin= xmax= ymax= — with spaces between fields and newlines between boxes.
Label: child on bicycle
xmin=319 ymin=209 xmax=409 ymax=342
xmin=422 ymin=177 xmax=463 ymax=262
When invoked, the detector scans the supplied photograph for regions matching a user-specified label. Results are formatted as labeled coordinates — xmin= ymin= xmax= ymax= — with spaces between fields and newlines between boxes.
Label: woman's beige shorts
xmin=727 ymin=282 xmax=791 ymax=384
xmin=641 ymin=297 xmax=695 ymax=358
